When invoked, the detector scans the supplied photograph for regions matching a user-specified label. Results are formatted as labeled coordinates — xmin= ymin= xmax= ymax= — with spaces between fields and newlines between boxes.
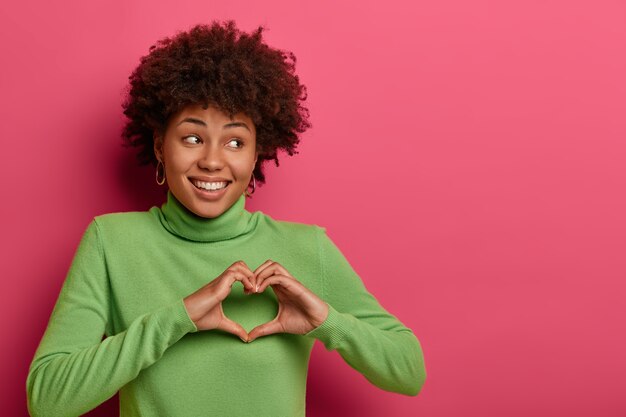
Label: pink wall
xmin=2 ymin=0 xmax=625 ymax=415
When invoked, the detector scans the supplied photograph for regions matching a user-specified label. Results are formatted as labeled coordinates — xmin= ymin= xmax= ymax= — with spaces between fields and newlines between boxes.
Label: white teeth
xmin=192 ymin=180 xmax=229 ymax=191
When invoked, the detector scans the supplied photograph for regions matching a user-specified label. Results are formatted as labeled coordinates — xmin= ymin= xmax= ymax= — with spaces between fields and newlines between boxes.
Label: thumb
xmin=248 ymin=319 xmax=283 ymax=342
xmin=217 ymin=316 xmax=249 ymax=343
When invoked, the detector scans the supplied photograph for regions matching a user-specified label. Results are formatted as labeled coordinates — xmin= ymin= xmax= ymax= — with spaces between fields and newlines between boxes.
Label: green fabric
xmin=26 ymin=190 xmax=426 ymax=417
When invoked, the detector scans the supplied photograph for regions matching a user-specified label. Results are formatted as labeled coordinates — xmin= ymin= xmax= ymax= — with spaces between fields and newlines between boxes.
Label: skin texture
xmin=154 ymin=104 xmax=328 ymax=342
xmin=153 ymin=103 xmax=259 ymax=219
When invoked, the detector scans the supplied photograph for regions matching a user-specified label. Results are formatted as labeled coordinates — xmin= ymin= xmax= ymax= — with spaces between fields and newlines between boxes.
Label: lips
xmin=191 ymin=180 xmax=230 ymax=192
xmin=187 ymin=176 xmax=232 ymax=202
xmin=188 ymin=176 xmax=233 ymax=183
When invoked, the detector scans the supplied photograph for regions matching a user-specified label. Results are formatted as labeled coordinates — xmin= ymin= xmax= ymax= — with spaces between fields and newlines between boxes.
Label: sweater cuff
xmin=304 ymin=303 xmax=351 ymax=350
xmin=154 ymin=298 xmax=199 ymax=343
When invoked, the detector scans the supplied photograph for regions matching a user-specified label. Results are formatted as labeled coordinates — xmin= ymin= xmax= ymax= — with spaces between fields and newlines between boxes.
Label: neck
xmin=156 ymin=190 xmax=255 ymax=242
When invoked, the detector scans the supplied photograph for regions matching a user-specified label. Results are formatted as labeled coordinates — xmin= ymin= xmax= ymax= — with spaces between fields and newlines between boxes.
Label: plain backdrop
xmin=2 ymin=0 xmax=625 ymax=416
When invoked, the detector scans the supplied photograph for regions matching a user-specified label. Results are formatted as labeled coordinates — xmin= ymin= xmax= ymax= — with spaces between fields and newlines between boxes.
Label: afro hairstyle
xmin=120 ymin=20 xmax=311 ymax=187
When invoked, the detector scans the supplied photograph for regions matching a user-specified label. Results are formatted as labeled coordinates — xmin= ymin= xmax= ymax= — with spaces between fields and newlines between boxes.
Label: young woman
xmin=26 ymin=20 xmax=426 ymax=417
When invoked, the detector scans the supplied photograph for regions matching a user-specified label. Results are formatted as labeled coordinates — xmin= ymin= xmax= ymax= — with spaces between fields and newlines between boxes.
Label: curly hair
xmin=121 ymin=20 xmax=311 ymax=187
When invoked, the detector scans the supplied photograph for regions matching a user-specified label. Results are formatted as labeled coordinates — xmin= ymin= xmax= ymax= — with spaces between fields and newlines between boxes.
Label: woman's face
xmin=154 ymin=104 xmax=258 ymax=218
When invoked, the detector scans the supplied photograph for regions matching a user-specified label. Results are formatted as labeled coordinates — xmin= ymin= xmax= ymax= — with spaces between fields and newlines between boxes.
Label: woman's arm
xmin=26 ymin=220 xmax=197 ymax=417
xmin=304 ymin=226 xmax=426 ymax=396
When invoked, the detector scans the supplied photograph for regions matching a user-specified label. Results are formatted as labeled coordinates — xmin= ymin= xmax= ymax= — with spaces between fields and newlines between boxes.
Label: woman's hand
xmin=183 ymin=261 xmax=255 ymax=342
xmin=247 ymin=260 xmax=329 ymax=342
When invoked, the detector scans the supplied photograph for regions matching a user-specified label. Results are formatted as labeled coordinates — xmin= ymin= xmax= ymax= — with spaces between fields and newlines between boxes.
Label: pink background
xmin=2 ymin=0 xmax=625 ymax=416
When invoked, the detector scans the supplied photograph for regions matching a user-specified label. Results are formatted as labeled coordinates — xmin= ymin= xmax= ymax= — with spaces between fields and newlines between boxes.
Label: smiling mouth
xmin=189 ymin=178 xmax=232 ymax=192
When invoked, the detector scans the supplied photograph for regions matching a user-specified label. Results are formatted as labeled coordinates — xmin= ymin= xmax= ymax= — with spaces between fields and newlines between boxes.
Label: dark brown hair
xmin=121 ymin=20 xmax=311 ymax=186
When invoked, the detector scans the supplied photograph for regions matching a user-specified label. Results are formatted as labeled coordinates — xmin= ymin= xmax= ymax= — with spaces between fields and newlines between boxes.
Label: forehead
xmin=173 ymin=103 xmax=253 ymax=125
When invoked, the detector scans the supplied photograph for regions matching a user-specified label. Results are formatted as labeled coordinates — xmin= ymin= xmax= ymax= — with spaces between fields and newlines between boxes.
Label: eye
xmin=227 ymin=138 xmax=244 ymax=148
xmin=183 ymin=135 xmax=201 ymax=144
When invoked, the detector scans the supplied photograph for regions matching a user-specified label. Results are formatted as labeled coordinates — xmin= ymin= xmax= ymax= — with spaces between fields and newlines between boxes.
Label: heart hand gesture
xmin=246 ymin=260 xmax=329 ymax=342
xmin=183 ymin=261 xmax=255 ymax=342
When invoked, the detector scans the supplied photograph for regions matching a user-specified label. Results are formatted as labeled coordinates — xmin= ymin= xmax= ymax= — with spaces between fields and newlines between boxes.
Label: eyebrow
xmin=176 ymin=117 xmax=250 ymax=131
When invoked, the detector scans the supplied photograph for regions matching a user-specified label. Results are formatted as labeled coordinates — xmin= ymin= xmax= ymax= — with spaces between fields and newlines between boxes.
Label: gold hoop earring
xmin=155 ymin=160 xmax=166 ymax=186
xmin=245 ymin=173 xmax=256 ymax=197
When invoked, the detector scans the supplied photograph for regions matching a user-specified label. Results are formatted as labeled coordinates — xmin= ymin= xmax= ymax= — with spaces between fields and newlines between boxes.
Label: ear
xmin=153 ymin=132 xmax=163 ymax=162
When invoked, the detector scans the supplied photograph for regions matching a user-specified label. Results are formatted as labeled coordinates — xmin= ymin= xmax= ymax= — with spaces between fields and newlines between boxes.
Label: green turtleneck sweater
xmin=26 ymin=191 xmax=426 ymax=417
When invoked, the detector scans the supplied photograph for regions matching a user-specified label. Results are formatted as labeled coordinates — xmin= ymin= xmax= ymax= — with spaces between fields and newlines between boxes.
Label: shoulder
xmin=93 ymin=210 xmax=152 ymax=227
xmin=255 ymin=211 xmax=326 ymax=245
xmin=91 ymin=209 xmax=156 ymax=238
xmin=257 ymin=211 xmax=323 ymax=233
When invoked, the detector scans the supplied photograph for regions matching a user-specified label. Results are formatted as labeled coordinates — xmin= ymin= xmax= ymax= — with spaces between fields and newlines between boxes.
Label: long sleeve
xmin=304 ymin=226 xmax=426 ymax=396
xmin=26 ymin=219 xmax=198 ymax=417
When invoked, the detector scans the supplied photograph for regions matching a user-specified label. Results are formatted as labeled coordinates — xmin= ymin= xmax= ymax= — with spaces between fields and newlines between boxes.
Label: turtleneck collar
xmin=154 ymin=190 xmax=256 ymax=242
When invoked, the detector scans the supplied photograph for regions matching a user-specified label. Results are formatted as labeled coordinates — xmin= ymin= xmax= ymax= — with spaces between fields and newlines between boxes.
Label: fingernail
xmin=255 ymin=285 xmax=259 ymax=293
xmin=240 ymin=336 xmax=247 ymax=343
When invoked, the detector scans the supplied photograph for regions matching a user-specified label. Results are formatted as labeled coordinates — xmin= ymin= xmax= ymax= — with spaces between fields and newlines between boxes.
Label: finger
xmin=217 ymin=315 xmax=249 ymax=343
xmin=252 ymin=259 xmax=274 ymax=291
xmin=254 ymin=259 xmax=274 ymax=292
xmin=223 ymin=270 xmax=247 ymax=290
xmin=228 ymin=259 xmax=253 ymax=271
xmin=226 ymin=264 xmax=255 ymax=292
xmin=232 ymin=261 xmax=256 ymax=290
xmin=255 ymin=261 xmax=291 ymax=292
xmin=255 ymin=262 xmax=296 ymax=292
xmin=267 ymin=262 xmax=293 ymax=278
xmin=257 ymin=275 xmax=297 ymax=294
xmin=248 ymin=318 xmax=284 ymax=342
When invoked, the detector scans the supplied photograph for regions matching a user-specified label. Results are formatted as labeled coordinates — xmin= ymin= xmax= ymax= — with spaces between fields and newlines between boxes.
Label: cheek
xmin=164 ymin=147 xmax=196 ymax=171
xmin=231 ymin=153 xmax=256 ymax=175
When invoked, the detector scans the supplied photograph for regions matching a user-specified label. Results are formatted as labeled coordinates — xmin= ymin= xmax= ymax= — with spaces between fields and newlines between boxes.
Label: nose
xmin=197 ymin=144 xmax=225 ymax=171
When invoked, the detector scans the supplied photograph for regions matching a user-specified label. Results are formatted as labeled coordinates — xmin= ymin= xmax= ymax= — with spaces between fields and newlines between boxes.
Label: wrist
xmin=310 ymin=302 xmax=329 ymax=329
xmin=183 ymin=296 xmax=201 ymax=323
